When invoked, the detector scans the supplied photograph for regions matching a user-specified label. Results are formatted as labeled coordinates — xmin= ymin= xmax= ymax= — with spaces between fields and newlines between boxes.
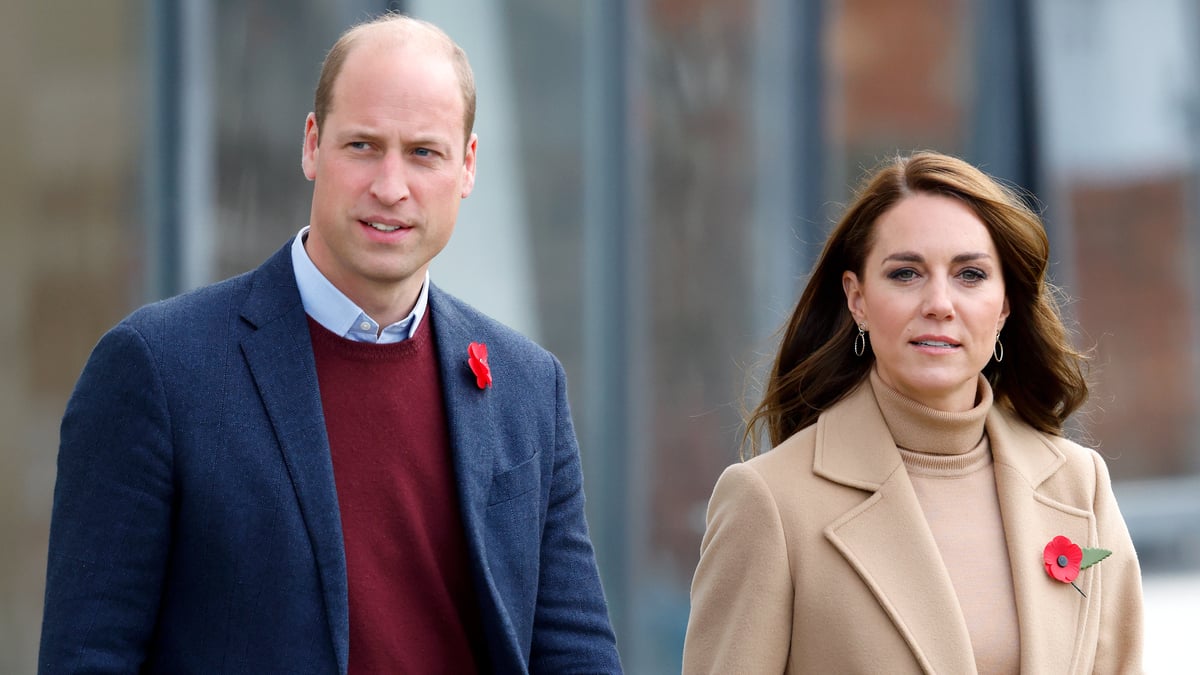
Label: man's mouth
xmin=365 ymin=221 xmax=403 ymax=233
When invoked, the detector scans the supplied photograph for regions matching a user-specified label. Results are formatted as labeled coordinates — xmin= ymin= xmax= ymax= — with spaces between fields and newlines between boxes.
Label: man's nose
xmin=371 ymin=153 xmax=410 ymax=205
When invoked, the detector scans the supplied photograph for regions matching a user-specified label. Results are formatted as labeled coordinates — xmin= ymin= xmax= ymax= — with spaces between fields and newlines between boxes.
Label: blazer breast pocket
xmin=487 ymin=452 xmax=541 ymax=507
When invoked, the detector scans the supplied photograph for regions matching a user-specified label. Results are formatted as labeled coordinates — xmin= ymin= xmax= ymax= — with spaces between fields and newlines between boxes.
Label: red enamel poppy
xmin=1043 ymin=535 xmax=1083 ymax=583
xmin=468 ymin=342 xmax=492 ymax=389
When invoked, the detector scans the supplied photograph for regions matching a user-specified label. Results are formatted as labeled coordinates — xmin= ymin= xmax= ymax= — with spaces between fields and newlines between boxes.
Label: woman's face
xmin=842 ymin=193 xmax=1010 ymax=412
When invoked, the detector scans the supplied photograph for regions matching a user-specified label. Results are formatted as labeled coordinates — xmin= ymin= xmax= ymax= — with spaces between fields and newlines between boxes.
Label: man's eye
xmin=348 ymin=142 xmax=370 ymax=150
xmin=413 ymin=147 xmax=432 ymax=157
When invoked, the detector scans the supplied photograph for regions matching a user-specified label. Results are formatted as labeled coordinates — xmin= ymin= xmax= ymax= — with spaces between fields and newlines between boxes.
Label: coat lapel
xmin=427 ymin=286 xmax=497 ymax=515
xmin=238 ymin=246 xmax=349 ymax=673
xmin=817 ymin=383 xmax=978 ymax=674
xmin=988 ymin=409 xmax=1094 ymax=674
xmin=427 ymin=287 xmax=521 ymax=661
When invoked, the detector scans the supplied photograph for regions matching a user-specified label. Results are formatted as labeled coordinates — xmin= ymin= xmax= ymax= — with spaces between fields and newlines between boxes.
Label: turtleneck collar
xmin=869 ymin=368 xmax=992 ymax=456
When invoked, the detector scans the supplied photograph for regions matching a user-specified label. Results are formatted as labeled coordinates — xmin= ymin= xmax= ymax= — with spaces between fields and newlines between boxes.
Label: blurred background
xmin=4 ymin=0 xmax=1199 ymax=671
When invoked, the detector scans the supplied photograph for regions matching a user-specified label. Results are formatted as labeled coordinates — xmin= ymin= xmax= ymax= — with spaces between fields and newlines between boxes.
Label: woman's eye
xmin=888 ymin=268 xmax=917 ymax=281
xmin=960 ymin=268 xmax=987 ymax=282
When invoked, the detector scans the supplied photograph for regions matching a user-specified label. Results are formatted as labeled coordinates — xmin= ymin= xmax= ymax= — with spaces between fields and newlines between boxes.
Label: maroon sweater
xmin=308 ymin=315 xmax=485 ymax=674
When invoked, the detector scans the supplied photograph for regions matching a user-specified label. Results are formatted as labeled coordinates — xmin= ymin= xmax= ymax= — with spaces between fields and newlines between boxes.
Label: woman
xmin=683 ymin=151 xmax=1143 ymax=674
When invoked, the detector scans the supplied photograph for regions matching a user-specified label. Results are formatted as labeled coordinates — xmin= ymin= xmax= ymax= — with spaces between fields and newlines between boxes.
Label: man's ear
xmin=842 ymin=270 xmax=866 ymax=325
xmin=301 ymin=113 xmax=319 ymax=181
xmin=460 ymin=133 xmax=478 ymax=198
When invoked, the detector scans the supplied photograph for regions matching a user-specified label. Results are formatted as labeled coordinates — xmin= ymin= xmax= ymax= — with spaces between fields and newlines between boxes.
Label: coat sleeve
xmin=1089 ymin=451 xmax=1145 ymax=674
xmin=38 ymin=322 xmax=174 ymax=674
xmin=527 ymin=357 xmax=623 ymax=674
xmin=683 ymin=462 xmax=793 ymax=674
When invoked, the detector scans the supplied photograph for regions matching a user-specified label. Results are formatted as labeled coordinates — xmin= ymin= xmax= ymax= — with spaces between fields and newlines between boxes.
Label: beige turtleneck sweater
xmin=870 ymin=369 xmax=1020 ymax=675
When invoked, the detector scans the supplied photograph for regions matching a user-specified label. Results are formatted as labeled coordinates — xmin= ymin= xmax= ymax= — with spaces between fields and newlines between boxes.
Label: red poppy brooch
xmin=467 ymin=342 xmax=492 ymax=390
xmin=1043 ymin=535 xmax=1111 ymax=597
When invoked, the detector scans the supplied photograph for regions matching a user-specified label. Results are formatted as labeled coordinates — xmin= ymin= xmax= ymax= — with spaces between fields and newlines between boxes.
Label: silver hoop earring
xmin=994 ymin=332 xmax=1004 ymax=363
xmin=854 ymin=324 xmax=867 ymax=357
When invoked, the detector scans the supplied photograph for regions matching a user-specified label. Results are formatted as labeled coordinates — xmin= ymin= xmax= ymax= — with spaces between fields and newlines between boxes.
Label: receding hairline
xmin=341 ymin=15 xmax=460 ymax=64
xmin=313 ymin=14 xmax=477 ymax=140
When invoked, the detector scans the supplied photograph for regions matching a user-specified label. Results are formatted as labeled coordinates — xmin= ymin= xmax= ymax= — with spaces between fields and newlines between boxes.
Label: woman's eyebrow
xmin=880 ymin=251 xmax=992 ymax=264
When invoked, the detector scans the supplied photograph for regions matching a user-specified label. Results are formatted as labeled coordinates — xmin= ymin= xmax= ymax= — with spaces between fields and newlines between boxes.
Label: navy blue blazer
xmin=39 ymin=244 xmax=621 ymax=674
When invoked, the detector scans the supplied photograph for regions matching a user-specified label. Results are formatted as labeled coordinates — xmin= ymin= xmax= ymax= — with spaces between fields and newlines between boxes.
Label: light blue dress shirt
xmin=289 ymin=226 xmax=429 ymax=344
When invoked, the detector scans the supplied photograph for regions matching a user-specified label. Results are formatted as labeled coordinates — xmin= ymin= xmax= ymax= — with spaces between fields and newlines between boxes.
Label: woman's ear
xmin=843 ymin=270 xmax=865 ymax=325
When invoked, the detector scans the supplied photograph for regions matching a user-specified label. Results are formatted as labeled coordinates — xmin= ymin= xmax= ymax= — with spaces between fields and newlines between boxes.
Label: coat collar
xmin=816 ymin=378 xmax=1093 ymax=674
xmin=427 ymin=284 xmax=498 ymax=513
xmin=237 ymin=251 xmax=527 ymax=672
xmin=817 ymin=380 xmax=977 ymax=673
xmin=427 ymin=285 xmax=526 ymax=669
xmin=238 ymin=244 xmax=350 ymax=673
xmin=987 ymin=409 xmax=1094 ymax=674
xmin=238 ymin=253 xmax=495 ymax=514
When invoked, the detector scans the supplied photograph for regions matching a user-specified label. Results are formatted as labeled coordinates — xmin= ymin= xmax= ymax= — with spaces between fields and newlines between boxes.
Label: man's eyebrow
xmin=334 ymin=128 xmax=453 ymax=148
xmin=406 ymin=134 xmax=453 ymax=148
xmin=334 ymin=127 xmax=384 ymax=141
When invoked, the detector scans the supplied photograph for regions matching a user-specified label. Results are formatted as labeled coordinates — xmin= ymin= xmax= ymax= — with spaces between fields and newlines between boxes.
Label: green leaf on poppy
xmin=1080 ymin=547 xmax=1112 ymax=570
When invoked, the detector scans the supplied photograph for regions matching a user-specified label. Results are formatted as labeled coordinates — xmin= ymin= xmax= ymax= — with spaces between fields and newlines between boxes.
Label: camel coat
xmin=683 ymin=380 xmax=1143 ymax=674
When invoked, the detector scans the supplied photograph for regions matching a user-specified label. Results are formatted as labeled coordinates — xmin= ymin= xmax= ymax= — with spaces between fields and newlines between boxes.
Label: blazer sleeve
xmin=527 ymin=357 xmax=623 ymax=674
xmin=683 ymin=462 xmax=793 ymax=675
xmin=1090 ymin=450 xmax=1145 ymax=674
xmin=39 ymin=323 xmax=173 ymax=673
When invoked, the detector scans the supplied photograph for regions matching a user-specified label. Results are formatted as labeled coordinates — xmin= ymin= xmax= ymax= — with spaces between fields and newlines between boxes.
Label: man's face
xmin=301 ymin=37 xmax=476 ymax=318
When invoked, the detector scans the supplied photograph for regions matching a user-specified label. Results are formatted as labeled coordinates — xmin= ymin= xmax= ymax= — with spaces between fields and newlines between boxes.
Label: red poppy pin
xmin=1043 ymin=535 xmax=1111 ymax=597
xmin=467 ymin=342 xmax=492 ymax=389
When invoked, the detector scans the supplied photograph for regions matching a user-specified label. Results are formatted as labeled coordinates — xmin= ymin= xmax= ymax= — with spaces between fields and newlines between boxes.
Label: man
xmin=39 ymin=14 xmax=621 ymax=674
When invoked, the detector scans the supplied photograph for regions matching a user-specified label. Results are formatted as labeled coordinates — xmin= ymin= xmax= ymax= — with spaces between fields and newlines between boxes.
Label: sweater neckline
xmin=306 ymin=313 xmax=432 ymax=362
xmin=870 ymin=368 xmax=991 ymax=457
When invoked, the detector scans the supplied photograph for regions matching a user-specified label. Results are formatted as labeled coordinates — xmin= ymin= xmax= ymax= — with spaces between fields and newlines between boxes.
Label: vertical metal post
xmin=144 ymin=0 xmax=213 ymax=300
xmin=582 ymin=0 xmax=632 ymax=651
xmin=179 ymin=0 xmax=215 ymax=291
xmin=793 ymin=1 xmax=826 ymax=275
xmin=144 ymin=0 xmax=182 ymax=300
xmin=751 ymin=0 xmax=825 ymax=343
xmin=970 ymin=0 xmax=1042 ymax=202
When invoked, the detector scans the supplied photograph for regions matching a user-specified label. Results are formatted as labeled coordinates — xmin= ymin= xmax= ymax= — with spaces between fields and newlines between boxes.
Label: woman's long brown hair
xmin=742 ymin=151 xmax=1089 ymax=457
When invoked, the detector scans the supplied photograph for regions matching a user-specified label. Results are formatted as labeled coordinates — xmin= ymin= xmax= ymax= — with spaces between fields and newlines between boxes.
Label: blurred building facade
xmin=4 ymin=0 xmax=1199 ymax=671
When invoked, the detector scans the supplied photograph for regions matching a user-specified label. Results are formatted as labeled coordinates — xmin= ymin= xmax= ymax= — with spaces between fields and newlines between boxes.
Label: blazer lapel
xmin=427 ymin=287 xmax=497 ymax=512
xmin=818 ymin=383 xmax=978 ymax=674
xmin=427 ymin=287 xmax=521 ymax=658
xmin=988 ymin=410 xmax=1094 ymax=674
xmin=238 ymin=246 xmax=349 ymax=673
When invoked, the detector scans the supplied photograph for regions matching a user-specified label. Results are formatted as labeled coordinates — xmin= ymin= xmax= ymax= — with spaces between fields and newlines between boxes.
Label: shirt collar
xmin=290 ymin=226 xmax=429 ymax=344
